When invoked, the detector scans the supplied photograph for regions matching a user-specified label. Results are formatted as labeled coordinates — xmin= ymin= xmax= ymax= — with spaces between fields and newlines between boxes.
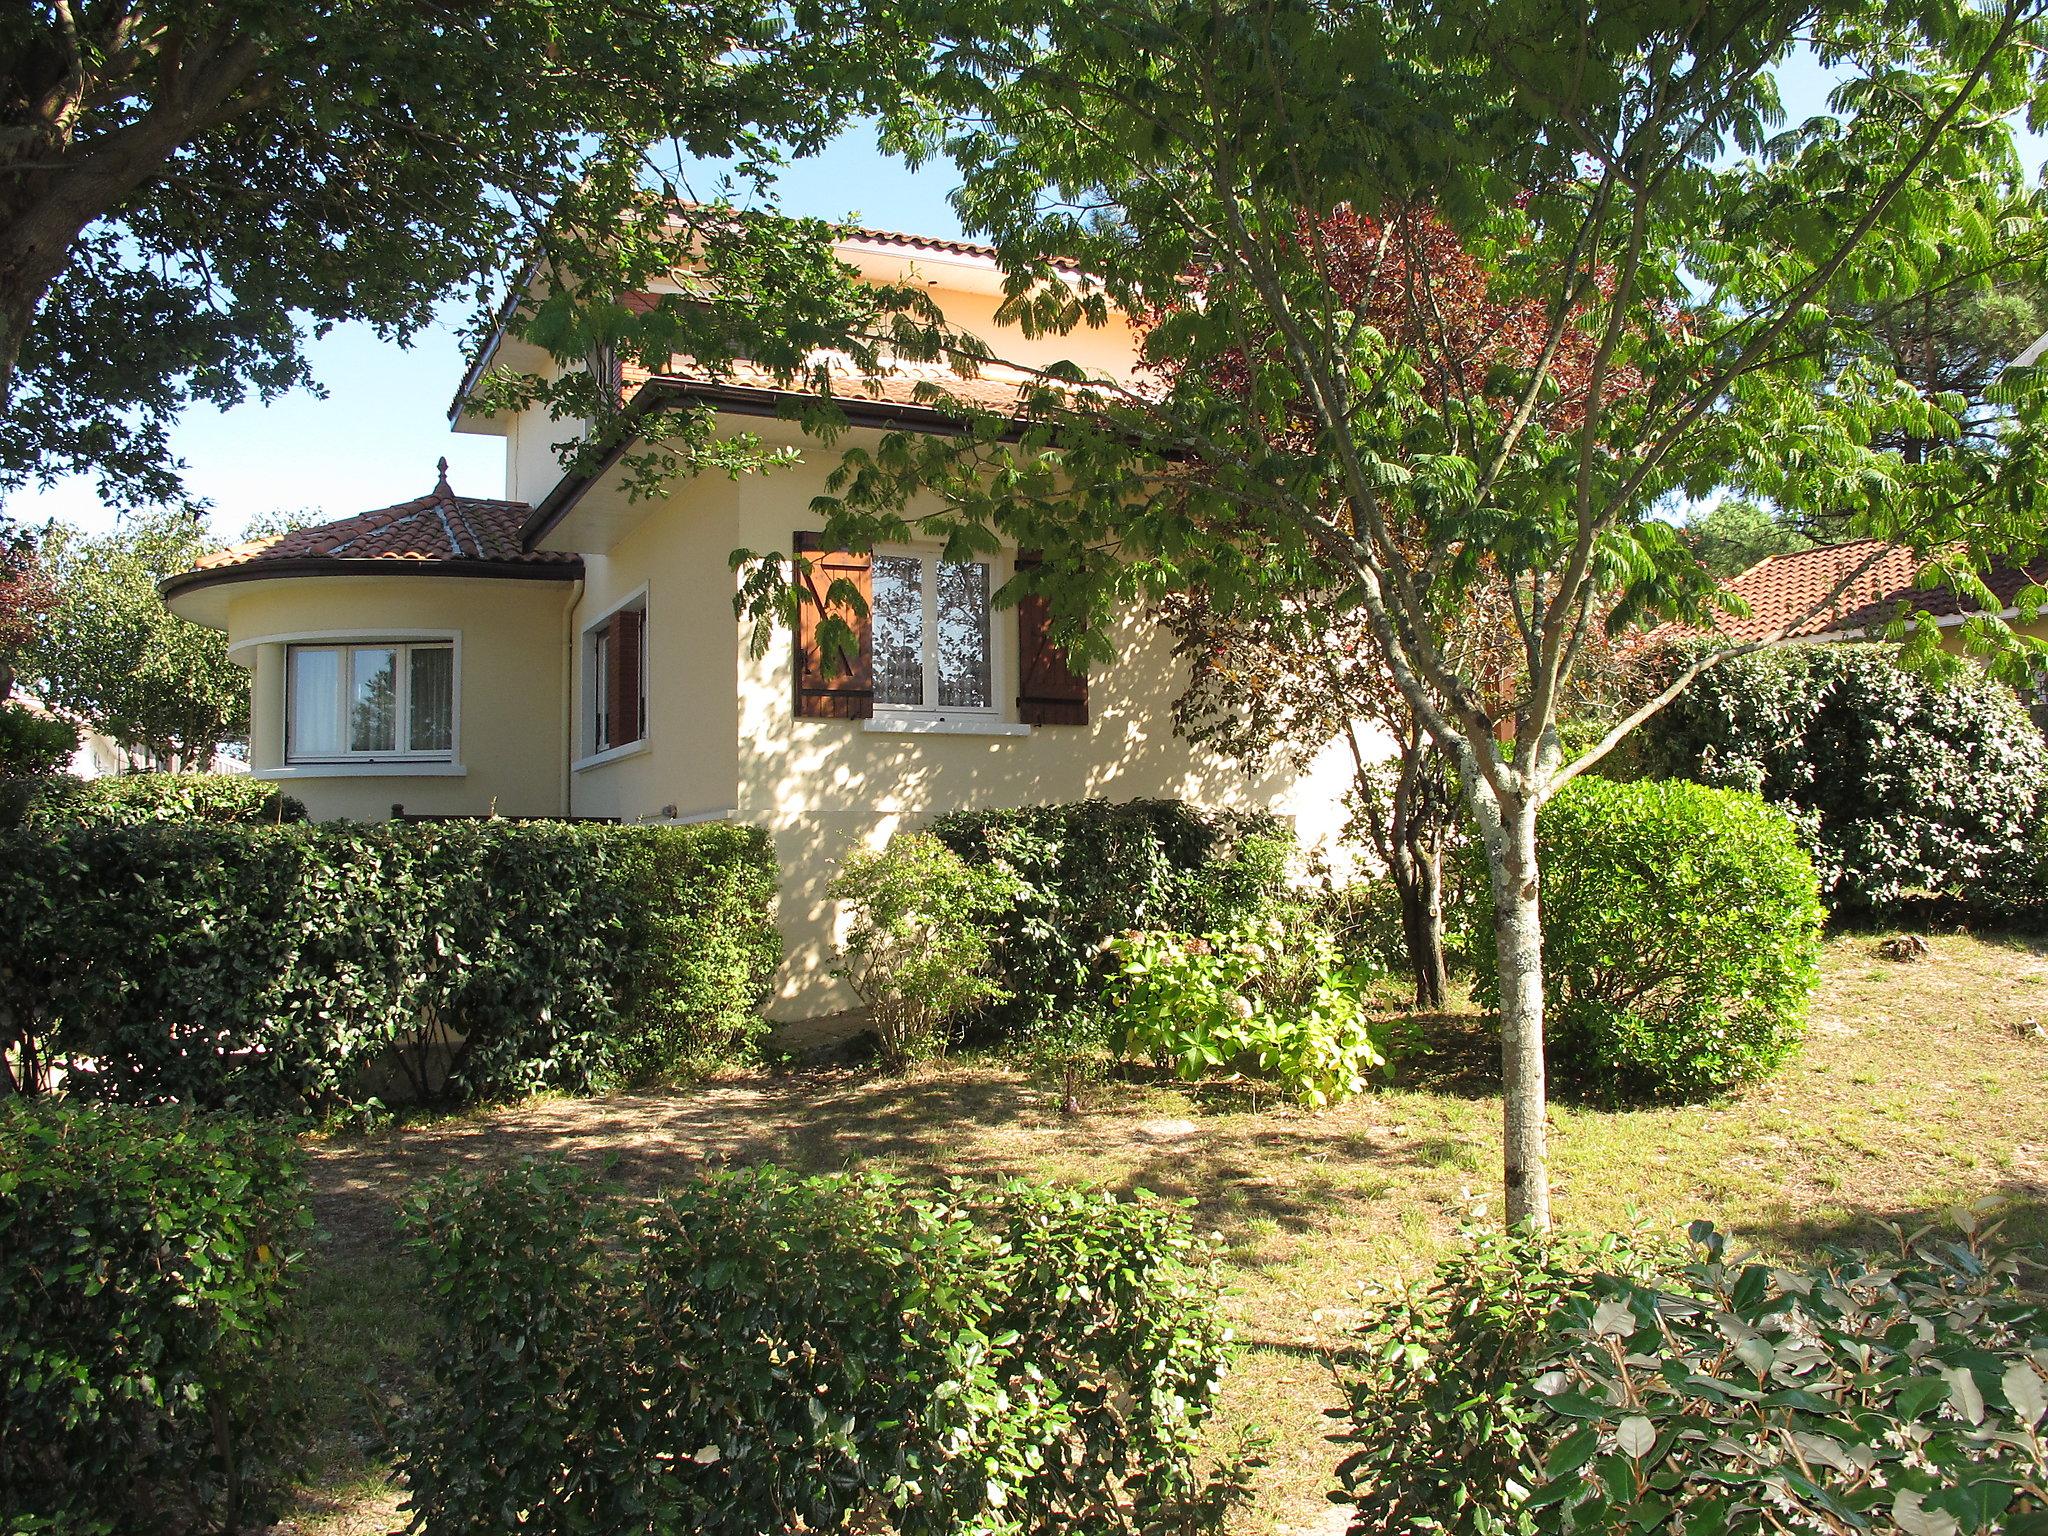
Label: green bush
xmin=1339 ymin=1216 xmax=2048 ymax=1536
xmin=0 ymin=820 xmax=781 ymax=1110
xmin=830 ymin=833 xmax=1022 ymax=1067
xmin=397 ymin=1162 xmax=1235 ymax=1536
xmin=0 ymin=1103 xmax=310 ymax=1534
xmin=1631 ymin=641 xmax=2048 ymax=915
xmin=0 ymin=701 xmax=77 ymax=777
xmin=1470 ymin=778 xmax=1823 ymax=1099
xmin=1106 ymin=919 xmax=1395 ymax=1105
xmin=930 ymin=798 xmax=1293 ymax=1035
xmin=0 ymin=769 xmax=307 ymax=827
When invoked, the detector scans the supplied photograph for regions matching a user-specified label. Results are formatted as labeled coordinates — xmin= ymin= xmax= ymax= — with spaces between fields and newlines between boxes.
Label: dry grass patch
xmin=275 ymin=930 xmax=2048 ymax=1535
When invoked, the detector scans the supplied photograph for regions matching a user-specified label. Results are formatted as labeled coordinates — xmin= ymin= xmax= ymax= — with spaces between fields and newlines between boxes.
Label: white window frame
xmin=284 ymin=638 xmax=458 ymax=765
xmin=576 ymin=586 xmax=650 ymax=772
xmin=870 ymin=547 xmax=1002 ymax=725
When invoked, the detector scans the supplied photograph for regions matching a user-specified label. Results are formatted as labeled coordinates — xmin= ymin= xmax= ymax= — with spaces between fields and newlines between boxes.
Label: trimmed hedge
xmin=0 ymin=1103 xmax=310 ymax=1534
xmin=398 ymin=1162 xmax=1233 ymax=1536
xmin=1471 ymin=778 xmax=1824 ymax=1099
xmin=0 ymin=820 xmax=781 ymax=1110
xmin=1632 ymin=642 xmax=2048 ymax=915
xmin=1339 ymin=1218 xmax=2048 ymax=1535
xmin=0 ymin=770 xmax=307 ymax=828
xmin=930 ymin=798 xmax=1292 ymax=1033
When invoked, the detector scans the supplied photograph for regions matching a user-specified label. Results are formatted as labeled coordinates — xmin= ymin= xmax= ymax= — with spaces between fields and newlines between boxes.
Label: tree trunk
xmin=1392 ymin=844 xmax=1448 ymax=1009
xmin=1480 ymin=792 xmax=1550 ymax=1230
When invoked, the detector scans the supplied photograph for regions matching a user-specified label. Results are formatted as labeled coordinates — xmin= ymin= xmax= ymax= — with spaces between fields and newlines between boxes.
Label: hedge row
xmin=0 ymin=770 xmax=307 ymax=828
xmin=398 ymin=1162 xmax=1232 ymax=1536
xmin=0 ymin=820 xmax=780 ymax=1113
xmin=931 ymin=798 xmax=1292 ymax=1034
xmin=0 ymin=1103 xmax=310 ymax=1534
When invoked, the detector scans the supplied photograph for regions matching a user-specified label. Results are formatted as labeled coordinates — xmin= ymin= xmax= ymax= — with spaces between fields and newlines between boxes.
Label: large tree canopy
xmin=770 ymin=0 xmax=2048 ymax=1223
xmin=0 ymin=0 xmax=928 ymax=512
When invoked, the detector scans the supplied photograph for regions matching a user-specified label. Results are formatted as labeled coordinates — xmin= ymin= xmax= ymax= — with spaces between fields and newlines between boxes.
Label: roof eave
xmin=160 ymin=553 xmax=585 ymax=606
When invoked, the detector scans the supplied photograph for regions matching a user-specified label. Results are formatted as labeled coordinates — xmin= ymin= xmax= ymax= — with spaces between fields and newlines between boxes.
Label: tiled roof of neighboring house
xmin=163 ymin=465 xmax=581 ymax=599
xmin=1709 ymin=538 xmax=2048 ymax=643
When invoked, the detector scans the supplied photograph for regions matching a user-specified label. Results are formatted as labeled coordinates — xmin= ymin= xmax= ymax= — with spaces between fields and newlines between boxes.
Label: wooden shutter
xmin=606 ymin=608 xmax=643 ymax=746
xmin=793 ymin=532 xmax=874 ymax=719
xmin=1014 ymin=552 xmax=1089 ymax=726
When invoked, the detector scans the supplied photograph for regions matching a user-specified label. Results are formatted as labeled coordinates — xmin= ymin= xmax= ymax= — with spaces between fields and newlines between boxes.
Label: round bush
xmin=1633 ymin=641 xmax=2048 ymax=915
xmin=1471 ymin=778 xmax=1823 ymax=1099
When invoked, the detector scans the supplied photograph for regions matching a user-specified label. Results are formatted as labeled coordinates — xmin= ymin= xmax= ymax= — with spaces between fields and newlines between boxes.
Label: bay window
xmin=287 ymin=641 xmax=455 ymax=762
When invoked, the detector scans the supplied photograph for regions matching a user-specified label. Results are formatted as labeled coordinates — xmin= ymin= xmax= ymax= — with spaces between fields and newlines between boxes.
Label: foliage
xmin=930 ymin=799 xmax=1292 ymax=1036
xmin=1681 ymin=499 xmax=1814 ymax=579
xmin=1633 ymin=641 xmax=2048 ymax=916
xmin=1527 ymin=1215 xmax=2048 ymax=1535
xmin=0 ymin=699 xmax=75 ymax=776
xmin=0 ymin=524 xmax=53 ymax=693
xmin=1471 ymin=778 xmax=1823 ymax=1100
xmin=786 ymin=0 xmax=2048 ymax=1227
xmin=1337 ymin=1224 xmax=1665 ymax=1536
xmin=1 ymin=770 xmax=304 ymax=828
xmin=0 ymin=820 xmax=780 ymax=1107
xmin=1 ymin=0 xmax=926 ymax=510
xmin=1105 ymin=919 xmax=1395 ymax=1106
xmin=0 ymin=1102 xmax=310 ymax=1534
xmin=829 ymin=833 xmax=1022 ymax=1068
xmin=397 ymin=1160 xmax=1236 ymax=1536
xmin=1019 ymin=1001 xmax=1116 ymax=1115
xmin=24 ymin=511 xmax=250 ymax=765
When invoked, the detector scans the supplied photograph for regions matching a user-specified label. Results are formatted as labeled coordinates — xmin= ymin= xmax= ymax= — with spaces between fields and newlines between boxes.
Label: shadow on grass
xmin=1737 ymin=1183 xmax=2048 ymax=1263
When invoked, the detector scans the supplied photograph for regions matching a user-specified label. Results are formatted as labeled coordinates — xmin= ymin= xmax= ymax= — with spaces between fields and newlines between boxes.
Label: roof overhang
xmin=161 ymin=555 xmax=585 ymax=630
xmin=518 ymin=377 xmax=1029 ymax=551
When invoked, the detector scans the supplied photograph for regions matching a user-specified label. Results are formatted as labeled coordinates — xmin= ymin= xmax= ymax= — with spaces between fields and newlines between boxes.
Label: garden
xmin=4 ymin=644 xmax=2047 ymax=1535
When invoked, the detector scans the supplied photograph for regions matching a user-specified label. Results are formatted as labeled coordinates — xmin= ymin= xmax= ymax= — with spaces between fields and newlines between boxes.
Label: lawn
xmin=277 ymin=929 xmax=2048 ymax=1536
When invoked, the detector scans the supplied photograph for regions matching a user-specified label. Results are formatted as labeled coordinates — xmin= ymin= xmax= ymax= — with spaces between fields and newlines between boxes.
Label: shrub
xmin=1337 ymin=1225 xmax=1662 ymax=1536
xmin=397 ymin=1161 xmax=1234 ymax=1536
xmin=0 ymin=700 xmax=77 ymax=776
xmin=1631 ymin=641 xmax=2048 ymax=915
xmin=930 ymin=798 xmax=1293 ymax=1035
xmin=0 ymin=1103 xmax=310 ymax=1534
xmin=1105 ymin=918 xmax=1395 ymax=1105
xmin=1470 ymin=778 xmax=1823 ymax=1099
xmin=830 ymin=833 xmax=1022 ymax=1067
xmin=0 ymin=820 xmax=780 ymax=1110
xmin=1340 ymin=1215 xmax=2048 ymax=1536
xmin=1 ymin=769 xmax=307 ymax=827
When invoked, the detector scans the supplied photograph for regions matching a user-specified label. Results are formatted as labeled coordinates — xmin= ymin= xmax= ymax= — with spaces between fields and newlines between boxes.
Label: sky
xmin=8 ymin=53 xmax=2044 ymax=543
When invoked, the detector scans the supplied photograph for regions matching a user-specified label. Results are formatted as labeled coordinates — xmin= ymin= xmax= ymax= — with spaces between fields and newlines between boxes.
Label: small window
xmin=873 ymin=552 xmax=994 ymax=716
xmin=588 ymin=595 xmax=648 ymax=755
xmin=287 ymin=642 xmax=454 ymax=763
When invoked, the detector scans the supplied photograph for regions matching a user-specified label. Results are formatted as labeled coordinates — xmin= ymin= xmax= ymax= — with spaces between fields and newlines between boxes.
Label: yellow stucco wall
xmin=212 ymin=575 xmax=575 ymax=821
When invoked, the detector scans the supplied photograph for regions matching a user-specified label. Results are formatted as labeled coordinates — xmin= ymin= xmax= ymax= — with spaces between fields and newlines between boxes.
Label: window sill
xmin=573 ymin=738 xmax=651 ymax=773
xmin=863 ymin=715 xmax=1031 ymax=737
xmin=260 ymin=761 xmax=466 ymax=780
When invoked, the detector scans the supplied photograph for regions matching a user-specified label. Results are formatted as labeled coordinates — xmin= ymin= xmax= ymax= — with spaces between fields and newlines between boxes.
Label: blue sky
xmin=9 ymin=53 xmax=2042 ymax=542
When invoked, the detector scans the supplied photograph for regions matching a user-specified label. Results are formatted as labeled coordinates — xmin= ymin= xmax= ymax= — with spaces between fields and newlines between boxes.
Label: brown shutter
xmin=1015 ymin=552 xmax=1089 ymax=726
xmin=607 ymin=608 xmax=643 ymax=746
xmin=793 ymin=532 xmax=873 ymax=719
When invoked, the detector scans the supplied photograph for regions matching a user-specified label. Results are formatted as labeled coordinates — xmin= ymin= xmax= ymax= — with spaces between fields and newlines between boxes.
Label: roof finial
xmin=434 ymin=456 xmax=451 ymax=496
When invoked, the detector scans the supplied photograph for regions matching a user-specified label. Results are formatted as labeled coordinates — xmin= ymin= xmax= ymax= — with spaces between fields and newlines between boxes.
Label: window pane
xmin=289 ymin=648 xmax=343 ymax=759
xmin=936 ymin=560 xmax=992 ymax=708
xmin=872 ymin=555 xmax=925 ymax=707
xmin=409 ymin=646 xmax=454 ymax=753
xmin=349 ymin=647 xmax=398 ymax=753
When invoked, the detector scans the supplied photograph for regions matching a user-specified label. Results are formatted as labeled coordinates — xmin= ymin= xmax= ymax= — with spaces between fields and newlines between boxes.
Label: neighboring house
xmin=11 ymin=689 xmax=149 ymax=779
xmin=161 ymin=226 xmax=1355 ymax=1019
xmin=1707 ymin=538 xmax=2048 ymax=649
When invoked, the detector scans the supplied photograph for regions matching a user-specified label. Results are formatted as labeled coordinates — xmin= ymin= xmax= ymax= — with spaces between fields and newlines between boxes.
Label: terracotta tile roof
xmin=1710 ymin=539 xmax=2048 ymax=643
xmin=181 ymin=468 xmax=579 ymax=583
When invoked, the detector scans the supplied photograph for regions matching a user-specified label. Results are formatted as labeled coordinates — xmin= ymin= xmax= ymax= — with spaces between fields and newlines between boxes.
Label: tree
xmin=1682 ymin=498 xmax=1812 ymax=579
xmin=24 ymin=511 xmax=247 ymax=766
xmin=0 ymin=522 xmax=52 ymax=699
xmin=778 ymin=0 xmax=2048 ymax=1227
xmin=1 ymin=0 xmax=927 ymax=510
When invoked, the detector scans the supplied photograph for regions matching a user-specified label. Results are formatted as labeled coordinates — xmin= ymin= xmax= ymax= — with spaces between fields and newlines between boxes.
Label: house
xmin=161 ymin=225 xmax=1355 ymax=1019
xmin=1707 ymin=538 xmax=2048 ymax=649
